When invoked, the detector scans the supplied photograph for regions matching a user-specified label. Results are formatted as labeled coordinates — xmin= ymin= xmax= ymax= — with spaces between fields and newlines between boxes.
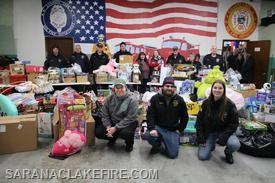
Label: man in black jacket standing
xmin=113 ymin=42 xmax=132 ymax=63
xmin=69 ymin=45 xmax=90 ymax=73
xmin=142 ymin=77 xmax=189 ymax=158
xmin=90 ymin=43 xmax=109 ymax=73
xmin=203 ymin=45 xmax=225 ymax=72
xmin=166 ymin=46 xmax=187 ymax=66
xmin=44 ymin=46 xmax=69 ymax=70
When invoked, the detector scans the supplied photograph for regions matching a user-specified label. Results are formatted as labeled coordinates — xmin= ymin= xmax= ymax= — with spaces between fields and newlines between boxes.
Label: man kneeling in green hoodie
xmin=95 ymin=79 xmax=139 ymax=152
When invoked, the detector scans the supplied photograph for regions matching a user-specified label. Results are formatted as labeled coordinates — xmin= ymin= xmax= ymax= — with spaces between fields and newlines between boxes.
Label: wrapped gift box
xmin=9 ymin=75 xmax=27 ymax=83
xmin=9 ymin=64 xmax=25 ymax=75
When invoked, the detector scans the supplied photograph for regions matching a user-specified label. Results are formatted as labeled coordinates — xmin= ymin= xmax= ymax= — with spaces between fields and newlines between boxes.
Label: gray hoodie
xmin=101 ymin=90 xmax=139 ymax=129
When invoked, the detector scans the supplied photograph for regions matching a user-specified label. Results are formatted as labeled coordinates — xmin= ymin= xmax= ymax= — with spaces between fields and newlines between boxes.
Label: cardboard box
xmin=95 ymin=73 xmax=108 ymax=83
xmin=9 ymin=64 xmax=25 ymax=75
xmin=238 ymin=89 xmax=257 ymax=98
xmin=119 ymin=55 xmax=133 ymax=64
xmin=52 ymin=107 xmax=95 ymax=146
xmin=0 ymin=114 xmax=37 ymax=154
xmin=0 ymin=70 xmax=10 ymax=84
xmin=37 ymin=112 xmax=53 ymax=138
xmin=63 ymin=77 xmax=76 ymax=83
xmin=76 ymin=75 xmax=88 ymax=83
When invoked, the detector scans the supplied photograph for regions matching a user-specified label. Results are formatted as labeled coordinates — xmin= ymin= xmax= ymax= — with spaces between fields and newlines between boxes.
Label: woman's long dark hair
xmin=137 ymin=52 xmax=148 ymax=63
xmin=206 ymin=80 xmax=227 ymax=121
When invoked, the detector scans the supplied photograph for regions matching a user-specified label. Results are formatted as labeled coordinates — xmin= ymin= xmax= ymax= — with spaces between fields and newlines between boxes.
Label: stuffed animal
xmin=93 ymin=59 xmax=119 ymax=77
xmin=132 ymin=62 xmax=141 ymax=74
xmin=196 ymin=66 xmax=225 ymax=98
xmin=51 ymin=130 xmax=86 ymax=156
xmin=259 ymin=83 xmax=272 ymax=93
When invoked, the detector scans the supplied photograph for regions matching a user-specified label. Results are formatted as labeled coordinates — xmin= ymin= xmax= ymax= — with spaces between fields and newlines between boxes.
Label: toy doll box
xmin=0 ymin=114 xmax=37 ymax=155
xmin=52 ymin=106 xmax=95 ymax=146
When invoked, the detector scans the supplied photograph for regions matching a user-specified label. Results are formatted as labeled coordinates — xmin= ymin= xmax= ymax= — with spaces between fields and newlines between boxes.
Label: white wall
xmin=13 ymin=0 xmax=45 ymax=66
xmin=216 ymin=0 xmax=261 ymax=52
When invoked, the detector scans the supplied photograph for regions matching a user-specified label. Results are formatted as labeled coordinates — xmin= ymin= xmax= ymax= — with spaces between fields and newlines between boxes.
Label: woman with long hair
xmin=195 ymin=80 xmax=240 ymax=164
xmin=136 ymin=52 xmax=150 ymax=93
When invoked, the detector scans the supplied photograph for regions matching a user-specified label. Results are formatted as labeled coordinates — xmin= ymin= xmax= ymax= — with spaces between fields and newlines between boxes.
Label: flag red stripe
xmin=106 ymin=27 xmax=216 ymax=39
xmin=106 ymin=7 xmax=217 ymax=19
xmin=107 ymin=17 xmax=216 ymax=30
xmin=105 ymin=0 xmax=217 ymax=9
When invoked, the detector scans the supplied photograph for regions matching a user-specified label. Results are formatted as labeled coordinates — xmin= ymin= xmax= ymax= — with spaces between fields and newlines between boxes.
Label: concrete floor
xmin=0 ymin=139 xmax=275 ymax=183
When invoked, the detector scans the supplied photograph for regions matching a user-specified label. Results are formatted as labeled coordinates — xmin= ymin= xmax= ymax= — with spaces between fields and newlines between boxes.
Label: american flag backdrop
xmin=41 ymin=0 xmax=218 ymax=55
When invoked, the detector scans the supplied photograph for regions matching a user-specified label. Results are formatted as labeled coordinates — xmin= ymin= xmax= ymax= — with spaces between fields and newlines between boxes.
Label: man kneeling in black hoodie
xmin=142 ymin=77 xmax=189 ymax=158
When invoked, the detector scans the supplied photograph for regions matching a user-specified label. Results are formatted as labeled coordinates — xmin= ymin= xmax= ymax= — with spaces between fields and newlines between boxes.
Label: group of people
xmin=226 ymin=48 xmax=254 ymax=83
xmin=95 ymin=76 xmax=240 ymax=164
xmin=44 ymin=42 xmax=254 ymax=94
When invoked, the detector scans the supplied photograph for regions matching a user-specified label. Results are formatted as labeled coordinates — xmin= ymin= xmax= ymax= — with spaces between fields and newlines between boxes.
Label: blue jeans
xmin=198 ymin=132 xmax=241 ymax=160
xmin=142 ymin=126 xmax=180 ymax=159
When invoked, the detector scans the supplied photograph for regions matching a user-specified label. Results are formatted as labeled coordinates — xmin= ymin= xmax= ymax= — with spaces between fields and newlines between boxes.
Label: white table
xmin=51 ymin=82 xmax=90 ymax=86
xmin=96 ymin=81 xmax=141 ymax=91
xmin=147 ymin=82 xmax=162 ymax=86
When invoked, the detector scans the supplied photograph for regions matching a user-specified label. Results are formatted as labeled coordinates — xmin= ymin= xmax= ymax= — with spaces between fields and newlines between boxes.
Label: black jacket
xmin=90 ymin=51 xmax=109 ymax=73
xmin=195 ymin=98 xmax=239 ymax=144
xmin=241 ymin=57 xmax=254 ymax=83
xmin=166 ymin=53 xmax=187 ymax=66
xmin=203 ymin=54 xmax=225 ymax=71
xmin=44 ymin=54 xmax=69 ymax=70
xmin=69 ymin=52 xmax=90 ymax=73
xmin=227 ymin=54 xmax=237 ymax=70
xmin=113 ymin=50 xmax=132 ymax=63
xmin=147 ymin=92 xmax=189 ymax=132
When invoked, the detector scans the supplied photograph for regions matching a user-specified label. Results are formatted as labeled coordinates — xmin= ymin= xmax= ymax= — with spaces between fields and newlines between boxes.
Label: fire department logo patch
xmin=224 ymin=2 xmax=258 ymax=38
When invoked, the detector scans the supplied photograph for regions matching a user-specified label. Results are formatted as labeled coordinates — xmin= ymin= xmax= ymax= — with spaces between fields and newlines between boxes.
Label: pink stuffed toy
xmin=51 ymin=130 xmax=86 ymax=156
xmin=93 ymin=59 xmax=119 ymax=77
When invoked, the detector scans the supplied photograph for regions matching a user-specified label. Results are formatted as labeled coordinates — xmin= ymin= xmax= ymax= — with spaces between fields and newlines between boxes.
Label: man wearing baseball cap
xmin=166 ymin=46 xmax=187 ymax=66
xmin=95 ymin=79 xmax=139 ymax=152
xmin=142 ymin=76 xmax=189 ymax=158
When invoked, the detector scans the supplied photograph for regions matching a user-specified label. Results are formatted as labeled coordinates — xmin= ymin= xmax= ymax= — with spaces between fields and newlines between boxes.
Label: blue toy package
xmin=256 ymin=91 xmax=268 ymax=104
xmin=247 ymin=96 xmax=259 ymax=113
xmin=181 ymin=80 xmax=195 ymax=94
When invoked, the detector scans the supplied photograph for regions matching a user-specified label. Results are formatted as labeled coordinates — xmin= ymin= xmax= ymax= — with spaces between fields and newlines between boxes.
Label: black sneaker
xmin=125 ymin=144 xmax=133 ymax=152
xmin=150 ymin=145 xmax=161 ymax=154
xmin=224 ymin=149 xmax=234 ymax=164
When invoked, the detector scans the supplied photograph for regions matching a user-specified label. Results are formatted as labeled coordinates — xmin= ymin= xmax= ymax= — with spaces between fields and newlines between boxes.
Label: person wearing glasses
xmin=95 ymin=79 xmax=139 ymax=152
xmin=142 ymin=77 xmax=189 ymax=158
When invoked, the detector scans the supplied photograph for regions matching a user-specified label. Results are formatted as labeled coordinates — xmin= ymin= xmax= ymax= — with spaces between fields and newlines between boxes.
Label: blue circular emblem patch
xmin=41 ymin=0 xmax=76 ymax=36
